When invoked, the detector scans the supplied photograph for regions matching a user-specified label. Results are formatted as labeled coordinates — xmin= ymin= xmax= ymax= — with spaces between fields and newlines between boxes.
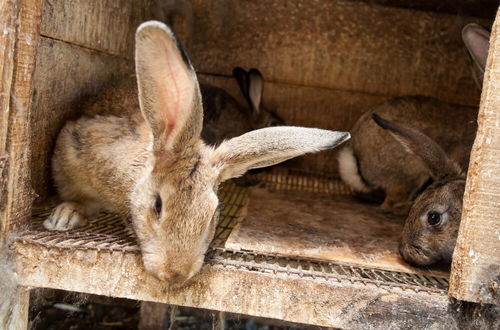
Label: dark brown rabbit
xmin=338 ymin=23 xmax=490 ymax=266
xmin=201 ymin=67 xmax=283 ymax=146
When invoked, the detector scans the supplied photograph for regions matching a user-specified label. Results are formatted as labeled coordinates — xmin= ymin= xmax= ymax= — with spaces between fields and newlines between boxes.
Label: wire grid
xmin=14 ymin=168 xmax=448 ymax=293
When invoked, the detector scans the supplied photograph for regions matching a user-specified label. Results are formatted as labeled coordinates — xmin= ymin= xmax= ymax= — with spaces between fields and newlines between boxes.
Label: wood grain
xmin=0 ymin=0 xmax=43 ymax=235
xmin=449 ymin=9 xmax=500 ymax=305
xmin=13 ymin=242 xmax=453 ymax=329
xmin=225 ymin=188 xmax=449 ymax=278
xmin=190 ymin=0 xmax=490 ymax=107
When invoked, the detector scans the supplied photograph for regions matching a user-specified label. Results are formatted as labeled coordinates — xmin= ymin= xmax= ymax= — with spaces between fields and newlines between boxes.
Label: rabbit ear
xmin=462 ymin=23 xmax=490 ymax=88
xmin=247 ymin=68 xmax=264 ymax=116
xmin=135 ymin=21 xmax=202 ymax=154
xmin=233 ymin=66 xmax=249 ymax=99
xmin=372 ymin=114 xmax=463 ymax=181
xmin=211 ymin=127 xmax=350 ymax=182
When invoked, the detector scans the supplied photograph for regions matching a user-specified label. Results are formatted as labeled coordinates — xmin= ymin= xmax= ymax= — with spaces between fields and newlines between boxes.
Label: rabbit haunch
xmin=45 ymin=21 xmax=350 ymax=285
xmin=338 ymin=23 xmax=490 ymax=266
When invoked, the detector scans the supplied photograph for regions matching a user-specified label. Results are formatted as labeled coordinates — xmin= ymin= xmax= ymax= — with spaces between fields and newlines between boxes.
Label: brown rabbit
xmin=44 ymin=21 xmax=350 ymax=285
xmin=372 ymin=114 xmax=468 ymax=266
xmin=338 ymin=23 xmax=490 ymax=266
xmin=201 ymin=67 xmax=283 ymax=146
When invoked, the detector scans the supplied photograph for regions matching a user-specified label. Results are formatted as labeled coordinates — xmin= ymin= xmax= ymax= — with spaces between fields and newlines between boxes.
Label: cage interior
xmin=21 ymin=0 xmax=497 ymax=294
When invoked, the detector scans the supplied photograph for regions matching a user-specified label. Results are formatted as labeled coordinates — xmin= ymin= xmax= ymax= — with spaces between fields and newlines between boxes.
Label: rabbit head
xmin=233 ymin=67 xmax=284 ymax=128
xmin=131 ymin=22 xmax=350 ymax=284
xmin=372 ymin=114 xmax=466 ymax=266
xmin=462 ymin=23 xmax=490 ymax=89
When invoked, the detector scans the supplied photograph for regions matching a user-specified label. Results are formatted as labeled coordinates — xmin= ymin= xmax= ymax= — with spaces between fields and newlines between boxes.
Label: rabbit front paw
xmin=44 ymin=202 xmax=88 ymax=231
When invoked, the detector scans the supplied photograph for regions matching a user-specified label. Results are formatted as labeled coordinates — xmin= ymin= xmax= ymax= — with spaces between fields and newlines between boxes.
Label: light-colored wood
xmin=225 ymin=188 xmax=449 ymax=278
xmin=0 ymin=0 xmax=43 ymax=235
xmin=13 ymin=242 xmax=453 ymax=329
xmin=199 ymin=74 xmax=388 ymax=174
xmin=190 ymin=0 xmax=489 ymax=107
xmin=29 ymin=37 xmax=131 ymax=200
xmin=449 ymin=8 xmax=500 ymax=305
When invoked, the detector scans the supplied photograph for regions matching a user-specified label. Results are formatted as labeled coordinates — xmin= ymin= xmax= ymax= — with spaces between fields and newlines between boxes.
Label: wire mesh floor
xmin=15 ymin=168 xmax=449 ymax=294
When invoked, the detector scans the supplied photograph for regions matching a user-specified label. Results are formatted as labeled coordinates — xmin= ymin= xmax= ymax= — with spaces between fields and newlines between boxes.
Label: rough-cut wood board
xmin=198 ymin=74 xmax=388 ymax=174
xmin=29 ymin=37 xmax=131 ymax=201
xmin=40 ymin=0 xmax=188 ymax=58
xmin=225 ymin=188 xmax=449 ymax=278
xmin=190 ymin=0 xmax=489 ymax=107
xmin=13 ymin=242 xmax=454 ymax=329
xmin=0 ymin=0 xmax=42 ymax=234
xmin=449 ymin=8 xmax=500 ymax=305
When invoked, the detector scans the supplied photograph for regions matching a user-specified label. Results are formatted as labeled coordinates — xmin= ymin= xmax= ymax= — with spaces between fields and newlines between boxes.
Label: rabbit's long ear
xmin=372 ymin=114 xmax=462 ymax=180
xmin=135 ymin=21 xmax=202 ymax=154
xmin=247 ymin=68 xmax=264 ymax=116
xmin=233 ymin=67 xmax=249 ymax=98
xmin=462 ymin=23 xmax=490 ymax=89
xmin=211 ymin=127 xmax=350 ymax=182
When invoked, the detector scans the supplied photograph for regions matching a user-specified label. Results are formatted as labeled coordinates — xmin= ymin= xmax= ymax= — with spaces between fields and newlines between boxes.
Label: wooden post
xmin=449 ymin=8 xmax=500 ymax=305
xmin=0 ymin=0 xmax=43 ymax=328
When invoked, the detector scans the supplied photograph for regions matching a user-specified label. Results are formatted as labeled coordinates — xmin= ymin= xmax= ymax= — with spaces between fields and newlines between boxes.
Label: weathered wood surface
xmin=0 ymin=0 xmax=43 ymax=235
xmin=449 ymin=9 xmax=500 ymax=305
xmin=29 ymin=37 xmax=131 ymax=201
xmin=0 ymin=289 xmax=30 ymax=330
xmin=198 ymin=74 xmax=388 ymax=174
xmin=190 ymin=0 xmax=490 ymax=107
xmin=225 ymin=188 xmax=449 ymax=278
xmin=13 ymin=242 xmax=454 ymax=329
xmin=40 ymin=0 xmax=189 ymax=58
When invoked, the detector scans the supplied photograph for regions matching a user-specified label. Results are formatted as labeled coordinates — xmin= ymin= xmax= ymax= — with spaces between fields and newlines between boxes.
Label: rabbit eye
xmin=427 ymin=211 xmax=441 ymax=226
xmin=154 ymin=194 xmax=162 ymax=217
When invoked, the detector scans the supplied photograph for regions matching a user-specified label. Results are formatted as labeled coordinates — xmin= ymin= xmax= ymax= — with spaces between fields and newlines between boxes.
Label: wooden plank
xmin=190 ymin=0 xmax=490 ymax=106
xmin=40 ymin=0 xmax=191 ymax=57
xmin=0 ymin=0 xmax=43 ymax=235
xmin=0 ymin=288 xmax=30 ymax=330
xmin=29 ymin=37 xmax=131 ymax=201
xmin=449 ymin=10 xmax=500 ymax=305
xmin=198 ymin=74 xmax=388 ymax=174
xmin=225 ymin=188 xmax=448 ymax=278
xmin=13 ymin=242 xmax=453 ymax=329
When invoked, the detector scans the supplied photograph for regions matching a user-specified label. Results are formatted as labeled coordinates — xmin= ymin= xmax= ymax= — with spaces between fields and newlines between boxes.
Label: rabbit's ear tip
xmin=137 ymin=21 xmax=172 ymax=35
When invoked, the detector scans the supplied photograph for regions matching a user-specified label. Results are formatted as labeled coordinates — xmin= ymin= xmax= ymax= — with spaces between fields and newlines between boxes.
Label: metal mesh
xmin=14 ymin=168 xmax=448 ymax=293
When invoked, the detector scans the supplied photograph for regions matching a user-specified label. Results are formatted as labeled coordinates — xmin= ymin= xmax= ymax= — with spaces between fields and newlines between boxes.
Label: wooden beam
xmin=449 ymin=8 xmax=500 ymax=305
xmin=13 ymin=242 xmax=454 ymax=329
xmin=190 ymin=0 xmax=491 ymax=107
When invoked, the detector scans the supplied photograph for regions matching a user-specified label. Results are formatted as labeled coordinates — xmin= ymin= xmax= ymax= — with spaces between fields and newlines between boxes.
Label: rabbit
xmin=372 ymin=114 xmax=469 ymax=266
xmin=338 ymin=23 xmax=490 ymax=266
xmin=201 ymin=67 xmax=284 ymax=146
xmin=43 ymin=21 xmax=351 ymax=285
xmin=338 ymin=23 xmax=490 ymax=216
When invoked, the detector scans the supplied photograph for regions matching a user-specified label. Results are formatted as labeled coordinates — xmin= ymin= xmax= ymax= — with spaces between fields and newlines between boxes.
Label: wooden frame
xmin=0 ymin=0 xmax=499 ymax=328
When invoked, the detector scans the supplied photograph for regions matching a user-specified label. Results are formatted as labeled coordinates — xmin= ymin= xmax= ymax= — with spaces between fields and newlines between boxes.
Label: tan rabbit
xmin=338 ymin=23 xmax=489 ymax=216
xmin=44 ymin=21 xmax=350 ymax=284
xmin=338 ymin=23 xmax=490 ymax=266
xmin=201 ymin=67 xmax=283 ymax=146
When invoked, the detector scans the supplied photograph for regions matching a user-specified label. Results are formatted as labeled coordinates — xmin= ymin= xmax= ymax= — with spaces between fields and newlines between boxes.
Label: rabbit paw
xmin=44 ymin=202 xmax=88 ymax=231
